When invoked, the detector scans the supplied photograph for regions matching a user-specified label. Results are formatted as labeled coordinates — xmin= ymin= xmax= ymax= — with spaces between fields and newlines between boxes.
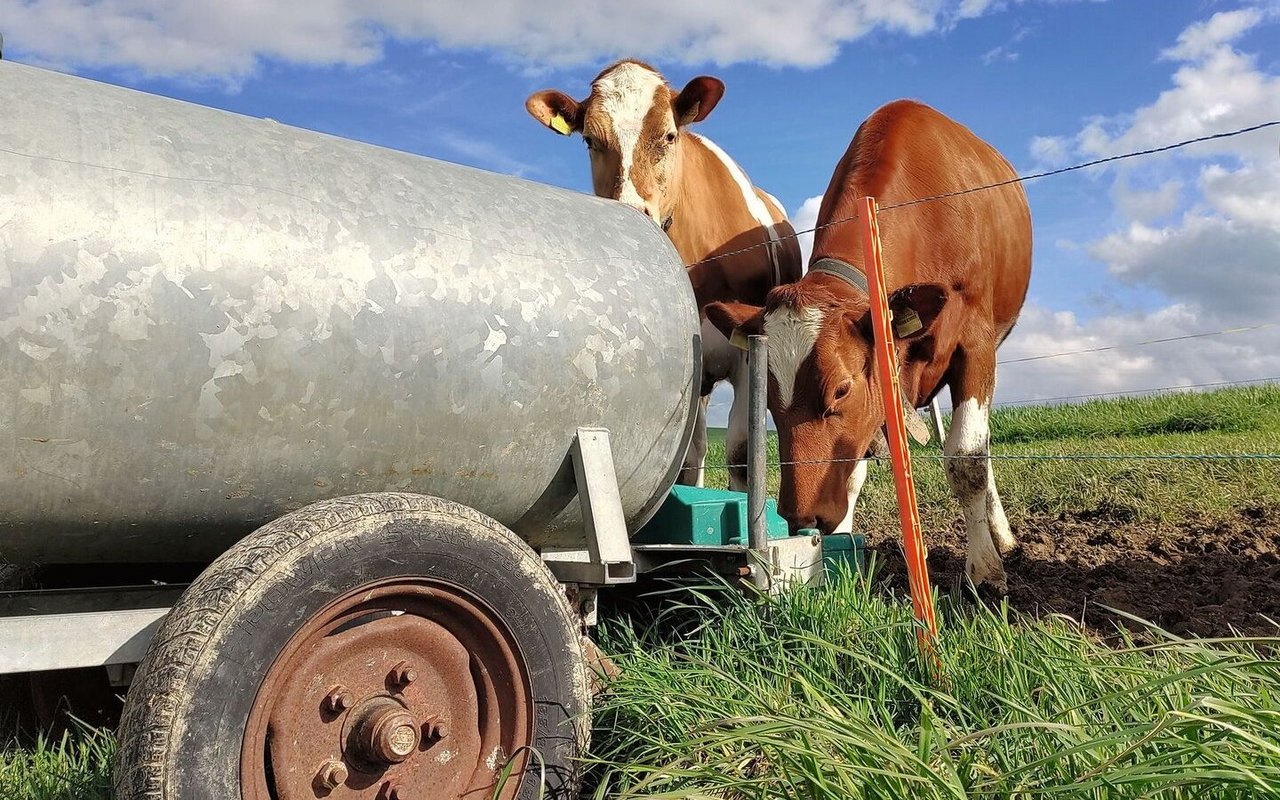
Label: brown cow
xmin=526 ymin=60 xmax=802 ymax=490
xmin=706 ymin=99 xmax=1032 ymax=591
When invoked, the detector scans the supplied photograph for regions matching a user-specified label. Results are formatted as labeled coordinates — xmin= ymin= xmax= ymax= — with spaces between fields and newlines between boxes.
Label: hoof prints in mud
xmin=867 ymin=505 xmax=1280 ymax=639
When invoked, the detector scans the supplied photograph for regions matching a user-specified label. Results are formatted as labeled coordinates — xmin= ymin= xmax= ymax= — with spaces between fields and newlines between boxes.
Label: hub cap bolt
xmin=383 ymin=781 xmax=404 ymax=800
xmin=355 ymin=701 xmax=421 ymax=765
xmin=390 ymin=660 xmax=417 ymax=686
xmin=315 ymin=759 xmax=347 ymax=791
xmin=324 ymin=687 xmax=353 ymax=713
xmin=424 ymin=715 xmax=449 ymax=742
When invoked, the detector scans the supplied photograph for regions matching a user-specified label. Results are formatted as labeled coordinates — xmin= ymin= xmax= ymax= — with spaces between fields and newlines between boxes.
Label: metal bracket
xmin=0 ymin=607 xmax=168 ymax=675
xmin=541 ymin=428 xmax=636 ymax=586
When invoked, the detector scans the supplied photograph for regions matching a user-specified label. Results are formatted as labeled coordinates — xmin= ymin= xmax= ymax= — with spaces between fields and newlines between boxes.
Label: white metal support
xmin=746 ymin=335 xmax=771 ymax=592
xmin=542 ymin=427 xmax=636 ymax=586
xmin=929 ymin=397 xmax=947 ymax=443
xmin=0 ymin=608 xmax=168 ymax=675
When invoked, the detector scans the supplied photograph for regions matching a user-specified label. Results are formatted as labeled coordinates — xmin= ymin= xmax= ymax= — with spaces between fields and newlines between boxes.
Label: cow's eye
xmin=833 ymin=381 xmax=851 ymax=401
xmin=664 ymin=131 xmax=677 ymax=144
xmin=583 ymin=136 xmax=595 ymax=151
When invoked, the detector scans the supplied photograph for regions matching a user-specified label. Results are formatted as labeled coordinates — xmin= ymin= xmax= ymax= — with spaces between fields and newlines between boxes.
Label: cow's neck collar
xmin=809 ymin=257 xmax=868 ymax=295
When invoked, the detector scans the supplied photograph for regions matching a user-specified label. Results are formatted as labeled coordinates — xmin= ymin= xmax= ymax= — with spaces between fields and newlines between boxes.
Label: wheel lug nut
xmin=390 ymin=660 xmax=417 ymax=686
xmin=315 ymin=759 xmax=347 ymax=790
xmin=382 ymin=781 xmax=404 ymax=800
xmin=324 ymin=687 xmax=353 ymax=713
xmin=423 ymin=715 xmax=448 ymax=741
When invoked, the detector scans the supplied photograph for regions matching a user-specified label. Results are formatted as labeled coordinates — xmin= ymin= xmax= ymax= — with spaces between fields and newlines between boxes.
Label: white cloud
xmin=981 ymin=22 xmax=1032 ymax=64
xmin=981 ymin=45 xmax=1020 ymax=64
xmin=0 ymin=0 xmax=384 ymax=82
xmin=1000 ymin=6 xmax=1280 ymax=408
xmin=1110 ymin=177 xmax=1182 ymax=222
xmin=991 ymin=303 xmax=1280 ymax=407
xmin=1161 ymin=7 xmax=1265 ymax=61
xmin=957 ymin=0 xmax=1107 ymax=22
xmin=0 ymin=0 xmax=1098 ymax=82
xmin=1088 ymin=185 xmax=1280 ymax=319
xmin=1071 ymin=9 xmax=1280 ymax=163
xmin=1029 ymin=135 xmax=1069 ymax=167
xmin=958 ymin=0 xmax=1001 ymax=16
xmin=791 ymin=194 xmax=825 ymax=267
xmin=433 ymin=130 xmax=541 ymax=178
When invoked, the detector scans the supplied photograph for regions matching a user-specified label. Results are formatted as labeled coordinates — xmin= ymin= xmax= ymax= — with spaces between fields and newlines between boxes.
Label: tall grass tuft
xmin=0 ymin=724 xmax=114 ymax=800
xmin=587 ymin=567 xmax=1280 ymax=799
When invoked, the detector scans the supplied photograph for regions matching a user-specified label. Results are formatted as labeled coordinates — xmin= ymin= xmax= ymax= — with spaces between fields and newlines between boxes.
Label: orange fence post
xmin=858 ymin=196 xmax=940 ymax=654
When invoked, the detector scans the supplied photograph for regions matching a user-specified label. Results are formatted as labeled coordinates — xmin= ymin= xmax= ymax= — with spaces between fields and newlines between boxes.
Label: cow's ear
xmin=846 ymin=309 xmax=874 ymax=345
xmin=705 ymin=301 xmax=763 ymax=348
xmin=888 ymin=283 xmax=948 ymax=339
xmin=674 ymin=76 xmax=725 ymax=126
xmin=525 ymin=90 xmax=583 ymax=135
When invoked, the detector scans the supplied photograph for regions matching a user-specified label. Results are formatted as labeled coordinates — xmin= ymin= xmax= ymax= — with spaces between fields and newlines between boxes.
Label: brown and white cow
xmin=526 ymin=59 xmax=802 ymax=490
xmin=706 ymin=99 xmax=1032 ymax=591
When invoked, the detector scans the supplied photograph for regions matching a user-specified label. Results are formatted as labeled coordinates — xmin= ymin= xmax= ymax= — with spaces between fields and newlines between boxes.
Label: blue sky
xmin=3 ymin=0 xmax=1278 ymax=419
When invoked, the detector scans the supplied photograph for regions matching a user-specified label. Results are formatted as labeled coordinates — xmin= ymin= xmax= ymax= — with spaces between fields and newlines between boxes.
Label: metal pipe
xmin=929 ymin=397 xmax=947 ymax=443
xmin=747 ymin=334 xmax=770 ymax=591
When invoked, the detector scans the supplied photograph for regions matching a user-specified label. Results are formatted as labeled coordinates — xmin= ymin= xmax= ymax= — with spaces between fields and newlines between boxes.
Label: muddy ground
xmin=866 ymin=505 xmax=1280 ymax=639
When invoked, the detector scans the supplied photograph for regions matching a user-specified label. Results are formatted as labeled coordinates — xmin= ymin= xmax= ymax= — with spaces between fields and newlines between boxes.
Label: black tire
xmin=114 ymin=492 xmax=589 ymax=799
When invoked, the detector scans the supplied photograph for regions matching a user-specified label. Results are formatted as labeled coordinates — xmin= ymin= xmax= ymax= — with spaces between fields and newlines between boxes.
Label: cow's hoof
xmin=991 ymin=524 xmax=1018 ymax=557
xmin=966 ymin=558 xmax=1008 ymax=597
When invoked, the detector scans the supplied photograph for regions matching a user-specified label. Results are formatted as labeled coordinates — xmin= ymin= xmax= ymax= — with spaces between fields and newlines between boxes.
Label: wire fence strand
xmin=989 ymin=375 xmax=1280 ymax=409
xmin=684 ymin=119 xmax=1280 ymax=270
xmin=704 ymin=374 xmax=1280 ymax=470
xmin=997 ymin=323 xmax=1279 ymax=366
xmin=687 ymin=122 xmax=1280 ymax=481
xmin=708 ymin=452 xmax=1280 ymax=471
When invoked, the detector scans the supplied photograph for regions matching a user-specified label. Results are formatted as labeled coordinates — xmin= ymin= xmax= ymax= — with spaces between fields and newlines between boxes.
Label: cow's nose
xmin=782 ymin=512 xmax=817 ymax=534
xmin=620 ymin=201 xmax=659 ymax=224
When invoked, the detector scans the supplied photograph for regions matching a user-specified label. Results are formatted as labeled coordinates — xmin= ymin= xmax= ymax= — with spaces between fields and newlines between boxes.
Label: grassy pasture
xmin=4 ymin=385 xmax=1279 ymax=798
xmin=703 ymin=384 xmax=1280 ymax=532
xmin=586 ymin=567 xmax=1280 ymax=799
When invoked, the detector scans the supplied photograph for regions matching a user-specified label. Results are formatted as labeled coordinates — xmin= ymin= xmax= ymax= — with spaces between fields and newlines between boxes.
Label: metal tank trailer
xmin=0 ymin=62 xmax=862 ymax=799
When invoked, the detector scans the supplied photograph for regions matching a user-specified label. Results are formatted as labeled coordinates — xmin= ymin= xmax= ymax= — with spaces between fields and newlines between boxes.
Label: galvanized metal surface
xmin=0 ymin=62 xmax=701 ymax=563
xmin=0 ymin=607 xmax=168 ymax=674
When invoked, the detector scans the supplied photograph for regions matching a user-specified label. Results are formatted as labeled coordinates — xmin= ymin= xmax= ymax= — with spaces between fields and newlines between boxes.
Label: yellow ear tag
xmin=550 ymin=114 xmax=571 ymax=135
xmin=729 ymin=328 xmax=749 ymax=351
xmin=893 ymin=308 xmax=922 ymax=338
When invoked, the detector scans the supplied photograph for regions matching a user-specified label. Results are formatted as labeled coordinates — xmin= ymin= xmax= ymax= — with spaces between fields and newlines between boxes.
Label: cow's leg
xmin=986 ymin=466 xmax=1015 ymax=555
xmin=679 ymin=394 xmax=709 ymax=487
xmin=985 ymin=369 xmax=1016 ymax=555
xmin=944 ymin=379 xmax=1006 ymax=592
xmin=833 ymin=459 xmax=869 ymax=533
xmin=725 ymin=353 xmax=751 ymax=492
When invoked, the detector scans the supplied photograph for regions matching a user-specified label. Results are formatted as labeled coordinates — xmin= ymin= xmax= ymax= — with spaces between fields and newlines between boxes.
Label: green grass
xmin=4 ymin=385 xmax=1279 ymax=798
xmin=587 ymin=568 xmax=1280 ymax=799
xmin=0 ymin=727 xmax=113 ymax=800
xmin=705 ymin=384 xmax=1280 ymax=530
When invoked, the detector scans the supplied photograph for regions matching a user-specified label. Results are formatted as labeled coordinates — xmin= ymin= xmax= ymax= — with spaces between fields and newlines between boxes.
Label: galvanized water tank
xmin=0 ymin=62 xmax=701 ymax=564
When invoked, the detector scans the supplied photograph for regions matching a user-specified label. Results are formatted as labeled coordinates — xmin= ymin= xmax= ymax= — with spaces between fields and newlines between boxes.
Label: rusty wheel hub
xmin=241 ymin=580 xmax=532 ymax=800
